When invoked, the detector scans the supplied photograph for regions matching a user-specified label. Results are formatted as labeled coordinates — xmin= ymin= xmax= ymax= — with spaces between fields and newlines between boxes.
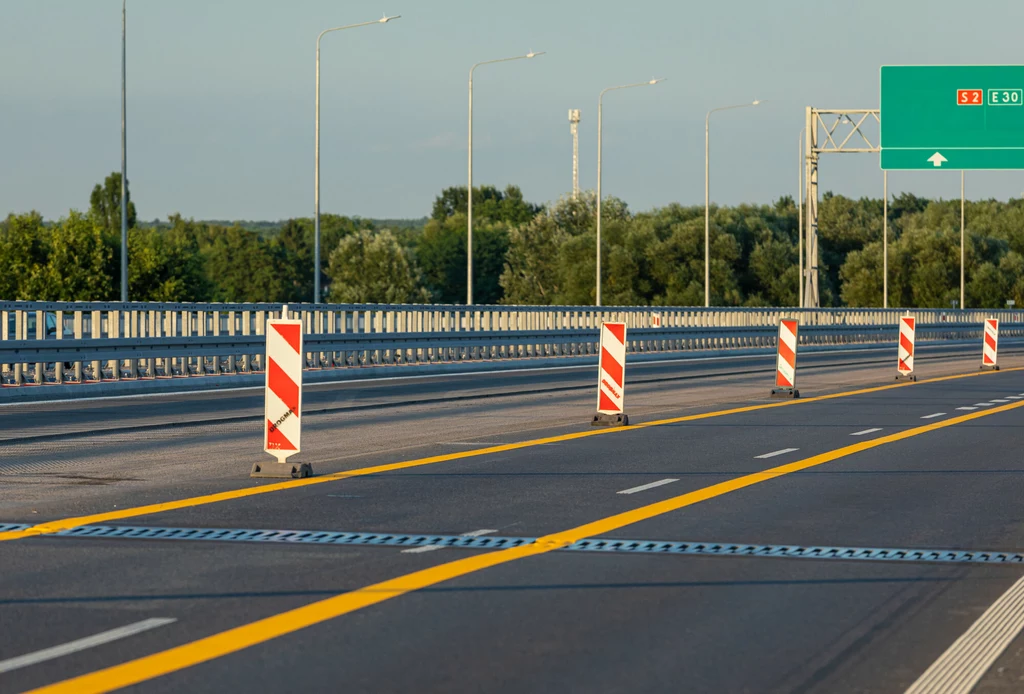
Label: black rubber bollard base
xmin=895 ymin=373 xmax=917 ymax=382
xmin=770 ymin=388 xmax=800 ymax=399
xmin=250 ymin=462 xmax=313 ymax=479
xmin=592 ymin=412 xmax=629 ymax=427
xmin=980 ymin=364 xmax=1000 ymax=371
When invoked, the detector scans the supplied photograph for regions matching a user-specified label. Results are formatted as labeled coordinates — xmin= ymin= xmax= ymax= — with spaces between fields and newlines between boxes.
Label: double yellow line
xmin=26 ymin=391 xmax=1024 ymax=693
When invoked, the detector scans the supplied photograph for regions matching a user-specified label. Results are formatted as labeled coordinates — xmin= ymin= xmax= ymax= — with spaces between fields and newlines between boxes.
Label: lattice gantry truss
xmin=803 ymin=108 xmax=880 ymax=308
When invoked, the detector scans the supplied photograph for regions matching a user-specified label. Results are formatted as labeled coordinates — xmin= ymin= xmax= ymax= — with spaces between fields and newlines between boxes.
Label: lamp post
xmin=798 ymin=127 xmax=804 ymax=309
xmin=120 ymin=0 xmax=127 ymax=302
xmin=467 ymin=51 xmax=544 ymax=306
xmin=704 ymin=100 xmax=760 ymax=307
xmin=961 ymin=170 xmax=966 ymax=310
xmin=595 ymin=78 xmax=664 ymax=306
xmin=314 ymin=14 xmax=399 ymax=304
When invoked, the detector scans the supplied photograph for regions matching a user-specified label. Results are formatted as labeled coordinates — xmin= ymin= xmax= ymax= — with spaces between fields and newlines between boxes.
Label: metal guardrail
xmin=1 ymin=299 xmax=1020 ymax=388
xmin=2 ymin=302 xmax=1015 ymax=388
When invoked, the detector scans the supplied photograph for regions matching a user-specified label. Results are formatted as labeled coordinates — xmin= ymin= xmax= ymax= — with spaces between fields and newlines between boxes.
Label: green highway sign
xmin=880 ymin=65 xmax=1024 ymax=170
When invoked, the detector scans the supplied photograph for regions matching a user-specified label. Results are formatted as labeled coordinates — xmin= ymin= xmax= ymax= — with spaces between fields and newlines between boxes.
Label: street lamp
xmin=704 ymin=99 xmax=760 ymax=307
xmin=467 ymin=51 xmax=544 ymax=306
xmin=313 ymin=14 xmax=400 ymax=304
xmin=121 ymin=0 xmax=128 ymax=302
xmin=798 ymin=126 xmax=805 ymax=309
xmin=595 ymin=78 xmax=665 ymax=306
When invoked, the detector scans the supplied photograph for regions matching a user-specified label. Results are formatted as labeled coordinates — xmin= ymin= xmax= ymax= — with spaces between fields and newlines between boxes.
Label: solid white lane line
xmin=0 ymin=618 xmax=176 ymax=674
xmin=402 ymin=529 xmax=497 ymax=553
xmin=617 ymin=479 xmax=680 ymax=495
xmin=920 ymin=413 xmax=947 ymax=419
xmin=956 ymin=407 xmax=979 ymax=411
xmin=905 ymin=574 xmax=1024 ymax=694
xmin=849 ymin=428 xmax=883 ymax=436
xmin=990 ymin=399 xmax=1010 ymax=403
xmin=754 ymin=448 xmax=799 ymax=459
xmin=975 ymin=403 xmax=995 ymax=407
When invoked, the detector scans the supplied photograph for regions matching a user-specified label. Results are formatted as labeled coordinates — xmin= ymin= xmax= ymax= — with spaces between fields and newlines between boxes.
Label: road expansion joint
xmin=14 ymin=522 xmax=1024 ymax=568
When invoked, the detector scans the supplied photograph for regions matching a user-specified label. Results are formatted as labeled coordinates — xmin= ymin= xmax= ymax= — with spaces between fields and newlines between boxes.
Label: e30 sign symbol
xmin=957 ymin=89 xmax=983 ymax=105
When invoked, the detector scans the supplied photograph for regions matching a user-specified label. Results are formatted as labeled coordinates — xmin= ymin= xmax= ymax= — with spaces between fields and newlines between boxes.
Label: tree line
xmin=4 ymin=172 xmax=1024 ymax=308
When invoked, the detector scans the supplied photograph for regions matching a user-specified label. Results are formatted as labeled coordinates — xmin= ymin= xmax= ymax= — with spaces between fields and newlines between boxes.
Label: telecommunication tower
xmin=568 ymin=109 xmax=581 ymax=199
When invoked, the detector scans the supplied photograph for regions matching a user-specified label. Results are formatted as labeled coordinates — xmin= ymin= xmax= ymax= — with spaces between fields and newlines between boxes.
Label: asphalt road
xmin=2 ymin=343 xmax=1024 ymax=693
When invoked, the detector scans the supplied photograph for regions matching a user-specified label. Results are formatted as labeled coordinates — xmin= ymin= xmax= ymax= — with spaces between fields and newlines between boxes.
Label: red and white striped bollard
xmin=770 ymin=319 xmax=800 ymax=398
xmin=592 ymin=321 xmax=629 ymax=426
xmin=252 ymin=305 xmax=313 ymax=478
xmin=981 ymin=318 xmax=999 ymax=371
xmin=896 ymin=315 xmax=917 ymax=382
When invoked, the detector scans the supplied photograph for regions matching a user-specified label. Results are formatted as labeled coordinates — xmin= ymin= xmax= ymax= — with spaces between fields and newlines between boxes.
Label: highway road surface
xmin=2 ymin=342 xmax=1024 ymax=693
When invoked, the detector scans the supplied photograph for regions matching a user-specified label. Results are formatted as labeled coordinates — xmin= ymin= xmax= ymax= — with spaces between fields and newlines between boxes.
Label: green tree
xmin=24 ymin=212 xmax=114 ymax=300
xmin=817 ymin=193 xmax=883 ymax=306
xmin=202 ymin=225 xmax=286 ymax=302
xmin=839 ymin=242 xmax=884 ymax=307
xmin=645 ymin=208 xmax=742 ymax=306
xmin=431 ymin=184 xmax=541 ymax=225
xmin=129 ymin=215 xmax=210 ymax=301
xmin=89 ymin=172 xmax=137 ymax=234
xmin=271 ymin=214 xmax=372 ymax=302
xmin=0 ymin=212 xmax=48 ymax=300
xmin=749 ymin=233 xmax=799 ymax=307
xmin=968 ymin=261 xmax=1008 ymax=308
xmin=416 ymin=214 xmax=510 ymax=305
xmin=500 ymin=197 xmax=581 ymax=304
xmin=416 ymin=214 xmax=466 ymax=303
xmin=327 ymin=229 xmax=427 ymax=304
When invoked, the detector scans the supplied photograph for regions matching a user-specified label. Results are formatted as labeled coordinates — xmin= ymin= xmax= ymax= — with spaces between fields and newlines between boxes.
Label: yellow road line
xmin=1 ymin=365 xmax=1018 ymax=545
xmin=26 ymin=397 xmax=1024 ymax=694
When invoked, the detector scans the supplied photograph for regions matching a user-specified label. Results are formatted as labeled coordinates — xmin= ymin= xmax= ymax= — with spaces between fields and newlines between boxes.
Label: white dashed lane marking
xmin=755 ymin=448 xmax=800 ymax=459
xmin=850 ymin=428 xmax=883 ymax=436
xmin=920 ymin=413 xmax=947 ymax=419
xmin=402 ymin=529 xmax=498 ymax=554
xmin=0 ymin=618 xmax=177 ymax=674
xmin=617 ymin=479 xmax=680 ymax=495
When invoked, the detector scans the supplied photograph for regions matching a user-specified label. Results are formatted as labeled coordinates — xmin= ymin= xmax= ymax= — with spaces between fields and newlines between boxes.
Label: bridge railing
xmin=1 ymin=302 xmax=1020 ymax=387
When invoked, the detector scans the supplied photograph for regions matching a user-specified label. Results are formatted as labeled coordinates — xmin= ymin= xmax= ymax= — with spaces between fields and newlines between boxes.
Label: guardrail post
xmin=181 ymin=309 xmax=191 ymax=377
xmin=255 ymin=310 xmax=265 ymax=371
xmin=126 ymin=309 xmax=138 ymax=378
xmin=110 ymin=310 xmax=122 ymax=381
xmin=310 ymin=309 xmax=322 ymax=369
xmin=89 ymin=310 xmax=101 ymax=381
xmin=53 ymin=310 xmax=64 ymax=384
xmin=1 ymin=309 xmax=9 ymax=384
xmin=72 ymin=309 xmax=83 ymax=382
xmin=197 ymin=309 xmax=208 ymax=375
xmin=13 ymin=310 xmax=25 ymax=385
xmin=210 ymin=309 xmax=221 ymax=376
xmin=240 ymin=310 xmax=251 ymax=372
xmin=33 ymin=309 xmax=45 ymax=384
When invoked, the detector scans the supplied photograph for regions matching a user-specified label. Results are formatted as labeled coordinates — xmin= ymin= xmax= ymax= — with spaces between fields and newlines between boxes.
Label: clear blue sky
xmin=5 ymin=0 xmax=1024 ymax=222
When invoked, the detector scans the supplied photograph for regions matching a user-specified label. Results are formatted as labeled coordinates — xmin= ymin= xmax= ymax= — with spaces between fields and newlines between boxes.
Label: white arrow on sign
xmin=928 ymin=152 xmax=948 ymax=167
